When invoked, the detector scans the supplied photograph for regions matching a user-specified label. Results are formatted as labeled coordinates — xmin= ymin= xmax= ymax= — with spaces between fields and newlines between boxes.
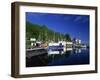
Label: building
xmin=72 ymin=38 xmax=81 ymax=48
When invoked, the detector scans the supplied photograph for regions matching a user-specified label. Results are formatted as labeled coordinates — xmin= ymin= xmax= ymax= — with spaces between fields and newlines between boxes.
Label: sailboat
xmin=48 ymin=32 xmax=67 ymax=54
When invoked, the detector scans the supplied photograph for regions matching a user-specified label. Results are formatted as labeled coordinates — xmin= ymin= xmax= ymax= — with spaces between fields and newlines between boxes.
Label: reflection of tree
xmin=26 ymin=54 xmax=48 ymax=67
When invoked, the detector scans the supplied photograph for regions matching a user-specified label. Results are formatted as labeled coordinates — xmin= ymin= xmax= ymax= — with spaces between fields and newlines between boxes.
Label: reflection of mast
xmin=78 ymin=32 xmax=80 ymax=39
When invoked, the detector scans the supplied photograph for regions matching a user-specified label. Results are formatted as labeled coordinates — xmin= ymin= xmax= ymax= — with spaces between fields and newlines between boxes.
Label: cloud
xmin=73 ymin=16 xmax=83 ymax=22
xmin=73 ymin=16 xmax=89 ymax=23
xmin=82 ymin=17 xmax=89 ymax=23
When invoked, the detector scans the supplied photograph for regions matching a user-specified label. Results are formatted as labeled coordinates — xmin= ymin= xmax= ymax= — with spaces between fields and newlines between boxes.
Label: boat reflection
xmin=26 ymin=47 xmax=89 ymax=67
xmin=47 ymin=47 xmax=89 ymax=66
xmin=73 ymin=47 xmax=87 ymax=54
xmin=48 ymin=48 xmax=73 ymax=55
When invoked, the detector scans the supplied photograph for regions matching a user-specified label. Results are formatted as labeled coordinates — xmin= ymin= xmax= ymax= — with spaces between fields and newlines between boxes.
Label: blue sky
xmin=26 ymin=12 xmax=89 ymax=44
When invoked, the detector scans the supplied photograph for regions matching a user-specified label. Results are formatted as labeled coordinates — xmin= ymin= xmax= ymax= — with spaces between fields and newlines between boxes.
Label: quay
xmin=26 ymin=48 xmax=48 ymax=59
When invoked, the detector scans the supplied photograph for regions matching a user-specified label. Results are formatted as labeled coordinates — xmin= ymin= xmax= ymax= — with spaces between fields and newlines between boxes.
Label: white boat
xmin=48 ymin=41 xmax=66 ymax=54
xmin=58 ymin=41 xmax=67 ymax=52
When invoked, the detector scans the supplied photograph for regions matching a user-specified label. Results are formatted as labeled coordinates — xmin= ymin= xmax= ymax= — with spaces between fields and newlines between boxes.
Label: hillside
xmin=26 ymin=21 xmax=71 ymax=42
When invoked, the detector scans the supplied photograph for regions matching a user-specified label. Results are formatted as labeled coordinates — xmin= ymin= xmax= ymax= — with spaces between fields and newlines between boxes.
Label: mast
xmin=53 ymin=32 xmax=55 ymax=42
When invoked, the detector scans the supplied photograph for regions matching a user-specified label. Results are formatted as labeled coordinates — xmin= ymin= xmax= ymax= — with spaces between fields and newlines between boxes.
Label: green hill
xmin=26 ymin=21 xmax=71 ymax=42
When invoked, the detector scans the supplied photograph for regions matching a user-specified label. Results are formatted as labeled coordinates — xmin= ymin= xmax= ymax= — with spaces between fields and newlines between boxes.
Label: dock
xmin=26 ymin=48 xmax=48 ymax=59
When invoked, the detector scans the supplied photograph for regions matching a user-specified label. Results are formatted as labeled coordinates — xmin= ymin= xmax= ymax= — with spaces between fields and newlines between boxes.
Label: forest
xmin=26 ymin=21 xmax=71 ymax=43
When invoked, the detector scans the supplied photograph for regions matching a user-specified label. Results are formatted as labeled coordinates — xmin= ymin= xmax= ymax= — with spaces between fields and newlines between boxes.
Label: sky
xmin=26 ymin=12 xmax=89 ymax=44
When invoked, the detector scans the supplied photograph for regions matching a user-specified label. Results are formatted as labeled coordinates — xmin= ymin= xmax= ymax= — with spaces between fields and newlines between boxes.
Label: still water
xmin=26 ymin=48 xmax=89 ymax=67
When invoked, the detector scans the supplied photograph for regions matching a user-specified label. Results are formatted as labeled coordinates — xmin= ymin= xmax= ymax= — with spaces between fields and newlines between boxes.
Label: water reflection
xmin=73 ymin=48 xmax=82 ymax=53
xmin=47 ymin=48 xmax=89 ymax=66
xmin=73 ymin=47 xmax=88 ymax=54
xmin=26 ymin=48 xmax=89 ymax=67
xmin=48 ymin=50 xmax=71 ymax=61
xmin=26 ymin=53 xmax=48 ymax=67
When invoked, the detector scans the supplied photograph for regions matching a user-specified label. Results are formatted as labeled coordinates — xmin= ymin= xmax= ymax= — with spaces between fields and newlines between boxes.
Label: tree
xmin=64 ymin=33 xmax=71 ymax=41
xmin=26 ymin=21 xmax=72 ymax=46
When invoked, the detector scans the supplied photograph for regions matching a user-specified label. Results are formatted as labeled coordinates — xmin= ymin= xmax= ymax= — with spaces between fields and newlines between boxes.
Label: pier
xmin=26 ymin=48 xmax=48 ymax=59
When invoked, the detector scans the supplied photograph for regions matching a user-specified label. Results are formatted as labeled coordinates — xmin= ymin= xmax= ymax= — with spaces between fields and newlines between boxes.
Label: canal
xmin=26 ymin=48 xmax=89 ymax=67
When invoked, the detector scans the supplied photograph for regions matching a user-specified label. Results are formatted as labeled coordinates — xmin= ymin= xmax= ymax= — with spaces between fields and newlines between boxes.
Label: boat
xmin=47 ymin=41 xmax=66 ymax=54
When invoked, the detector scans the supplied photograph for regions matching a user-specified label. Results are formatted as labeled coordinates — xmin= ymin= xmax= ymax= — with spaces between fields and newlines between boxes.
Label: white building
xmin=73 ymin=38 xmax=81 ymax=45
